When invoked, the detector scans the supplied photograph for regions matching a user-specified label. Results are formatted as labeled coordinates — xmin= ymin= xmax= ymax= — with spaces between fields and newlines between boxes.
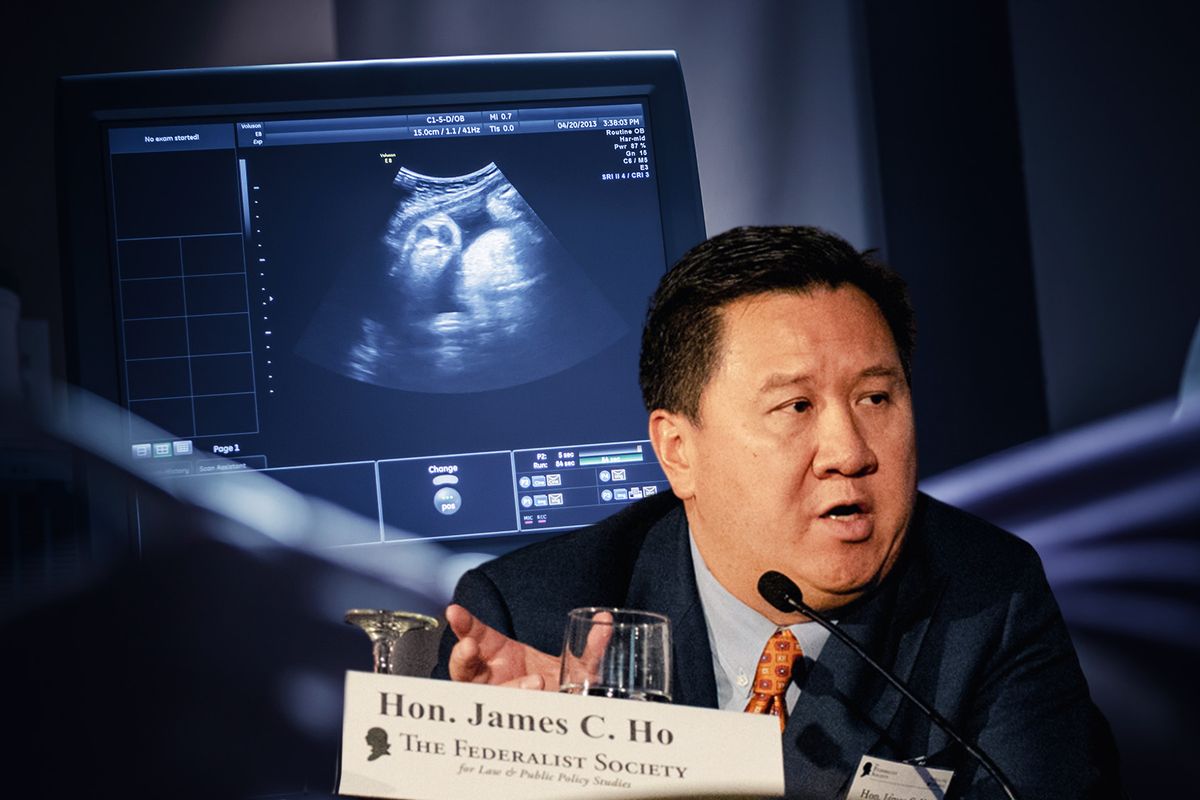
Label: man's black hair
xmin=638 ymin=225 xmax=916 ymax=420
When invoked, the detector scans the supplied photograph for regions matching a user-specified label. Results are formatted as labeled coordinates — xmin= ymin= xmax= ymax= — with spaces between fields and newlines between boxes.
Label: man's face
xmin=653 ymin=286 xmax=918 ymax=617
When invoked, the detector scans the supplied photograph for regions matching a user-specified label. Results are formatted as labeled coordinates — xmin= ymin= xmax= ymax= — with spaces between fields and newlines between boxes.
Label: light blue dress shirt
xmin=688 ymin=531 xmax=832 ymax=713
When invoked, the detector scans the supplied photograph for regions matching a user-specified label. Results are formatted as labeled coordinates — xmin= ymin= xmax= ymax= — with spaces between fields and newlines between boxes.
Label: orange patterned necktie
xmin=744 ymin=628 xmax=803 ymax=731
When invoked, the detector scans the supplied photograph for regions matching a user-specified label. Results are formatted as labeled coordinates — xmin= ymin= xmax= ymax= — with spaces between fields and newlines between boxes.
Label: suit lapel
xmin=782 ymin=518 xmax=947 ymax=799
xmin=609 ymin=496 xmax=952 ymax=797
xmin=624 ymin=504 xmax=719 ymax=709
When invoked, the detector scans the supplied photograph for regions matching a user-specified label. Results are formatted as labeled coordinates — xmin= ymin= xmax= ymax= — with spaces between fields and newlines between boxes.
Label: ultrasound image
xmin=297 ymin=163 xmax=626 ymax=393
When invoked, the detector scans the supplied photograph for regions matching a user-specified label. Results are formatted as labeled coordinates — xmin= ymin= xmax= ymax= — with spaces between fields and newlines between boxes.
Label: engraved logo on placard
xmin=366 ymin=727 xmax=392 ymax=761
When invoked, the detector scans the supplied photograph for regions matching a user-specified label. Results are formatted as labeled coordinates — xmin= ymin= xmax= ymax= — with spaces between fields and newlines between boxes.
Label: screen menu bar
xmin=108 ymin=103 xmax=647 ymax=154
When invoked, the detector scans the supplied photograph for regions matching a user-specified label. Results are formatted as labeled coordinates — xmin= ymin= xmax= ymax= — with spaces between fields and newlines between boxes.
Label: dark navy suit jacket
xmin=434 ymin=491 xmax=1122 ymax=799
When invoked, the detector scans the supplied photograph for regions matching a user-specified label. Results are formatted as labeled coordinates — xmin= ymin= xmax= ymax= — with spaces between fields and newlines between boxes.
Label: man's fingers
xmin=502 ymin=674 xmax=546 ymax=690
xmin=579 ymin=611 xmax=615 ymax=676
xmin=446 ymin=603 xmax=478 ymax=639
xmin=448 ymin=635 xmax=487 ymax=683
xmin=527 ymin=648 xmax=562 ymax=692
xmin=445 ymin=603 xmax=561 ymax=690
xmin=446 ymin=603 xmax=519 ymax=661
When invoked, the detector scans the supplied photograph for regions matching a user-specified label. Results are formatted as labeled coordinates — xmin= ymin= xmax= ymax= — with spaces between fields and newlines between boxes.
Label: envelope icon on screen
xmin=548 ymin=493 xmax=564 ymax=506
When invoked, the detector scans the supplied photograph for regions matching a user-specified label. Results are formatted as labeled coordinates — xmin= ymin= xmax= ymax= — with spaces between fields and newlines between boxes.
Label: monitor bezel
xmin=55 ymin=51 xmax=706 ymax=554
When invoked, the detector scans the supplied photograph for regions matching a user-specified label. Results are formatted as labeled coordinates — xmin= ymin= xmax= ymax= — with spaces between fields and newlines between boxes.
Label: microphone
xmin=757 ymin=571 xmax=1020 ymax=800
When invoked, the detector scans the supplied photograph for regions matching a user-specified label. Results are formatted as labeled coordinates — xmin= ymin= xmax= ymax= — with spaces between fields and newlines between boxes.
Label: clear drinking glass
xmin=345 ymin=609 xmax=440 ymax=675
xmin=558 ymin=607 xmax=671 ymax=702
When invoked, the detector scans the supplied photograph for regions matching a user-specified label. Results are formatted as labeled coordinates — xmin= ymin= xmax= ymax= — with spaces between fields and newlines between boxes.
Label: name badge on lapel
xmin=845 ymin=754 xmax=953 ymax=800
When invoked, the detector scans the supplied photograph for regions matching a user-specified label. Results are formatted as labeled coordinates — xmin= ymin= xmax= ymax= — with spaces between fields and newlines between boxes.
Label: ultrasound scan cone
xmin=297 ymin=163 xmax=625 ymax=393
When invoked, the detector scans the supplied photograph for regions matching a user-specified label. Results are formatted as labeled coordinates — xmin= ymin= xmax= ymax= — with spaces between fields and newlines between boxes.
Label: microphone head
xmin=758 ymin=570 xmax=803 ymax=613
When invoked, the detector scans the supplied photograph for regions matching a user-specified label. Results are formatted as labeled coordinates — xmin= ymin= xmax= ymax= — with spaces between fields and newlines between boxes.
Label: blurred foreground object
xmin=925 ymin=399 xmax=1200 ymax=800
xmin=1 ymin=392 xmax=450 ymax=798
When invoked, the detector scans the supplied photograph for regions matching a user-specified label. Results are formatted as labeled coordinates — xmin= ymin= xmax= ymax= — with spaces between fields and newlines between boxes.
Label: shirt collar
xmin=687 ymin=528 xmax=834 ymax=710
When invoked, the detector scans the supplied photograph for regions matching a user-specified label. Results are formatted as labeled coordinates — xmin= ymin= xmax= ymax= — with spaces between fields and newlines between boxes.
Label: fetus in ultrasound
xmin=297 ymin=163 xmax=625 ymax=393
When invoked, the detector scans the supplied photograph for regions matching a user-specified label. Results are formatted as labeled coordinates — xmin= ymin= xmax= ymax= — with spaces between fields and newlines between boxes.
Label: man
xmin=433 ymin=226 xmax=1121 ymax=798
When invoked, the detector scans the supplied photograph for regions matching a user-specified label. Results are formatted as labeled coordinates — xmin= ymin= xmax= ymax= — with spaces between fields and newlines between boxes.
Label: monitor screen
xmin=57 ymin=52 xmax=705 ymax=551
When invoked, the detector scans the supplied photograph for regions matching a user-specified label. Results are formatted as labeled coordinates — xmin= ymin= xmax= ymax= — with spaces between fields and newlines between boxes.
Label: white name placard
xmin=337 ymin=671 xmax=784 ymax=799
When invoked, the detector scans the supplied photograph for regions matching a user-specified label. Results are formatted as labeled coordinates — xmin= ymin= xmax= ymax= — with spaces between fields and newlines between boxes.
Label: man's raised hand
xmin=445 ymin=604 xmax=560 ymax=689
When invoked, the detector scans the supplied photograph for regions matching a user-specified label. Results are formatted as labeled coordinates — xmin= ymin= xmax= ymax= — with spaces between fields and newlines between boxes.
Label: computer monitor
xmin=57 ymin=51 xmax=705 ymax=552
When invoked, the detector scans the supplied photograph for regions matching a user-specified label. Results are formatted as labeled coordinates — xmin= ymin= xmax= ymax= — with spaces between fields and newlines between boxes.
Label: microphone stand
xmin=758 ymin=571 xmax=1019 ymax=800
